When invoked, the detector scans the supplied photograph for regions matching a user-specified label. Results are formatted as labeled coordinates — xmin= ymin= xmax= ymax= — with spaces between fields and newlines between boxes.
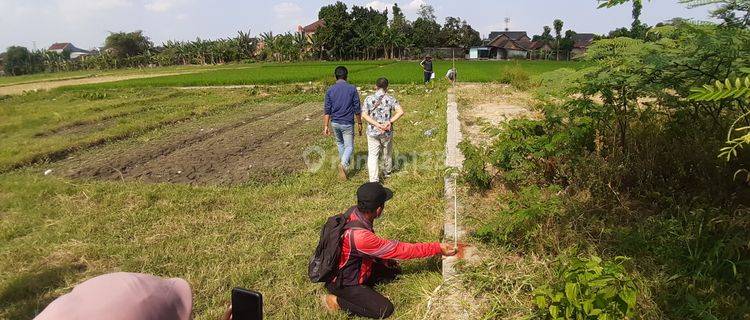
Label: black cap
xmin=357 ymin=183 xmax=394 ymax=211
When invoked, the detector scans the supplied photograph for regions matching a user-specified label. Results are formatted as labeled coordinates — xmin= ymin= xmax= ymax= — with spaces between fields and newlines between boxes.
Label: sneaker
xmin=321 ymin=294 xmax=340 ymax=312
xmin=338 ymin=164 xmax=347 ymax=181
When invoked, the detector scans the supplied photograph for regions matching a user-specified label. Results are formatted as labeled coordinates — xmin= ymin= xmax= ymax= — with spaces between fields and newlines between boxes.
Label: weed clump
xmin=533 ymin=256 xmax=638 ymax=320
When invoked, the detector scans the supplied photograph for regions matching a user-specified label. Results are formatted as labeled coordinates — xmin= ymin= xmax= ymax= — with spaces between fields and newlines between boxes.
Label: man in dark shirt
xmin=324 ymin=66 xmax=363 ymax=180
xmin=420 ymin=55 xmax=434 ymax=84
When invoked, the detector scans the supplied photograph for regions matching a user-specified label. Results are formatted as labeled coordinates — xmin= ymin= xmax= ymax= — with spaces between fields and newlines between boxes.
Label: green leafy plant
xmin=718 ymin=111 xmax=750 ymax=166
xmin=459 ymin=140 xmax=492 ymax=191
xmin=497 ymin=65 xmax=531 ymax=89
xmin=688 ymin=74 xmax=750 ymax=182
xmin=483 ymin=108 xmax=593 ymax=187
xmin=688 ymin=76 xmax=750 ymax=101
xmin=474 ymin=185 xmax=562 ymax=249
xmin=533 ymin=255 xmax=638 ymax=320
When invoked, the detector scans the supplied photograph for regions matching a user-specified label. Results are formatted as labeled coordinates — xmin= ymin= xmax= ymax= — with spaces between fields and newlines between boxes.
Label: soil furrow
xmin=63 ymin=102 xmax=322 ymax=185
xmin=64 ymin=103 xmax=290 ymax=180
xmin=2 ymin=99 xmax=254 ymax=174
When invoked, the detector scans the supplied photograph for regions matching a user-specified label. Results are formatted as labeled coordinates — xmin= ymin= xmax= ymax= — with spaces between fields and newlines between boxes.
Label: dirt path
xmin=457 ymin=83 xmax=535 ymax=145
xmin=0 ymin=72 xmax=192 ymax=95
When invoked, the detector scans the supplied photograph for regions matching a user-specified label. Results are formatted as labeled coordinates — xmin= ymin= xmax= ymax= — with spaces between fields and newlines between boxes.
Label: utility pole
xmin=504 ymin=17 xmax=511 ymax=32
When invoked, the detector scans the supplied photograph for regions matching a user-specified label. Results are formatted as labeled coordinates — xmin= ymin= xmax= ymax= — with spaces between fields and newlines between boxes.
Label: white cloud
xmin=405 ymin=0 xmax=426 ymax=14
xmin=273 ymin=2 xmax=306 ymax=30
xmin=273 ymin=2 xmax=303 ymax=19
xmin=145 ymin=0 xmax=184 ymax=12
xmin=366 ymin=1 xmax=392 ymax=12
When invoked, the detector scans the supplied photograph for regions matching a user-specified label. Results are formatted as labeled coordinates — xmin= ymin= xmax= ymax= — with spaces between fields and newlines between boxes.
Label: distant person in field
xmin=324 ymin=66 xmax=363 ymax=180
xmin=446 ymin=67 xmax=457 ymax=85
xmin=361 ymin=77 xmax=404 ymax=182
xmin=321 ymin=183 xmax=458 ymax=319
xmin=420 ymin=55 xmax=434 ymax=85
xmin=34 ymin=273 xmax=193 ymax=320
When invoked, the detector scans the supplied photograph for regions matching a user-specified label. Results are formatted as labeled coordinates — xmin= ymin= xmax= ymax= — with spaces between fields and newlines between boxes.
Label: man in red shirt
xmin=322 ymin=183 xmax=457 ymax=318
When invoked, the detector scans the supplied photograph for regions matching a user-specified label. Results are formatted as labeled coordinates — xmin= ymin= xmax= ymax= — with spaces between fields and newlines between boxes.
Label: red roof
xmin=48 ymin=43 xmax=71 ymax=51
xmin=300 ymin=19 xmax=325 ymax=33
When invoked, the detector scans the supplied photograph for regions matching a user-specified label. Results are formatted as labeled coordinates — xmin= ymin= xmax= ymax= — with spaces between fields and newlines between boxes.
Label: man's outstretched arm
xmin=352 ymin=229 xmax=455 ymax=260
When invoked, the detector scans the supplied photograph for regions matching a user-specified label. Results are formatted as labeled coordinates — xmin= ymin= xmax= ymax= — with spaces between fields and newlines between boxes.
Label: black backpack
xmin=308 ymin=206 xmax=360 ymax=283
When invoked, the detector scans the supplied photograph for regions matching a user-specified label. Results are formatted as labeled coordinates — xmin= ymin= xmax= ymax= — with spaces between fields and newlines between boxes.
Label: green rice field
xmin=58 ymin=60 xmax=587 ymax=90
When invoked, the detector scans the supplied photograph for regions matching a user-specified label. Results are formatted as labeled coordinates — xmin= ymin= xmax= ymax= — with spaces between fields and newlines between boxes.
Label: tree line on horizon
xmin=3 ymin=2 xmax=649 ymax=76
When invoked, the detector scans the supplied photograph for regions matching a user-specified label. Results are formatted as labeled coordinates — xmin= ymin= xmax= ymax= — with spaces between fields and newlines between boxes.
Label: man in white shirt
xmin=361 ymin=78 xmax=405 ymax=182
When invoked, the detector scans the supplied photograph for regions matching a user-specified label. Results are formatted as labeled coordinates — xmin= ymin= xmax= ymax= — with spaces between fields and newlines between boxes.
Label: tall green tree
xmin=561 ymin=30 xmax=577 ymax=60
xmin=533 ymin=26 xmax=554 ymax=43
xmin=390 ymin=3 xmax=412 ymax=58
xmin=3 ymin=46 xmax=33 ymax=75
xmin=317 ymin=1 xmax=353 ymax=60
xmin=630 ymin=0 xmax=650 ymax=39
xmin=235 ymin=30 xmax=257 ymax=60
xmin=350 ymin=6 xmax=388 ymax=59
xmin=104 ymin=31 xmax=152 ymax=60
xmin=413 ymin=18 xmax=441 ymax=49
xmin=439 ymin=17 xmax=481 ymax=48
xmin=460 ymin=19 xmax=482 ymax=48
xmin=681 ymin=0 xmax=750 ymax=27
xmin=440 ymin=17 xmax=465 ymax=47
xmin=532 ymin=26 xmax=555 ymax=59
xmin=260 ymin=32 xmax=279 ymax=61
xmin=418 ymin=4 xmax=436 ymax=21
xmin=413 ymin=5 xmax=440 ymax=50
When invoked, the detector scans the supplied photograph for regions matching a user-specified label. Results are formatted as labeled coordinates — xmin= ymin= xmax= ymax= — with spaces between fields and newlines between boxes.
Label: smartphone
xmin=231 ymin=287 xmax=263 ymax=320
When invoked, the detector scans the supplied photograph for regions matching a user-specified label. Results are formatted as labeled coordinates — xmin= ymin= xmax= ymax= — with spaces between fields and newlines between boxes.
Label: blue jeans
xmin=331 ymin=122 xmax=354 ymax=168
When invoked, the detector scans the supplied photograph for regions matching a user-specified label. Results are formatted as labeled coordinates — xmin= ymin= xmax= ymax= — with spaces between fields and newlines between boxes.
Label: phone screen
xmin=231 ymin=288 xmax=263 ymax=320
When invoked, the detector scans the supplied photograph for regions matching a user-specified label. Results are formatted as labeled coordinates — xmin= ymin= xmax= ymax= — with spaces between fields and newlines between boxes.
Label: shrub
xmin=533 ymin=67 xmax=585 ymax=99
xmin=498 ymin=65 xmax=531 ymax=89
xmin=533 ymin=255 xmax=638 ymax=320
xmin=459 ymin=140 xmax=492 ymax=191
xmin=474 ymin=185 xmax=562 ymax=249
xmin=484 ymin=108 xmax=593 ymax=188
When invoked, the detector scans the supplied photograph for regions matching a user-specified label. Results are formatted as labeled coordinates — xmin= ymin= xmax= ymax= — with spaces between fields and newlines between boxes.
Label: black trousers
xmin=325 ymin=262 xmax=400 ymax=319
xmin=424 ymin=71 xmax=433 ymax=83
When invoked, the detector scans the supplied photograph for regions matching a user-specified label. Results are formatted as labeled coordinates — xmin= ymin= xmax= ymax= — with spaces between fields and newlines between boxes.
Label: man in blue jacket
xmin=324 ymin=66 xmax=363 ymax=180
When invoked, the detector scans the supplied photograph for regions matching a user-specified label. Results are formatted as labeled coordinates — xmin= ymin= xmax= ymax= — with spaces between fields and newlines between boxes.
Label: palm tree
xmin=236 ymin=30 xmax=256 ymax=60
xmin=309 ymin=33 xmax=325 ymax=60
xmin=382 ymin=27 xmax=399 ymax=60
xmin=293 ymin=32 xmax=308 ymax=61
xmin=260 ymin=32 xmax=278 ymax=62
xmin=553 ymin=19 xmax=564 ymax=61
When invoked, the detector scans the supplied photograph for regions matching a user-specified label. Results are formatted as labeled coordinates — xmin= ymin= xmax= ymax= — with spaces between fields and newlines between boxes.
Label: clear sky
xmin=1 ymin=0 xmax=714 ymax=51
